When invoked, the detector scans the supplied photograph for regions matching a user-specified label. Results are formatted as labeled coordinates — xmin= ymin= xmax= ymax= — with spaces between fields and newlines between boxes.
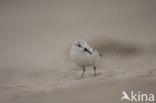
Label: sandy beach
xmin=1 ymin=78 xmax=156 ymax=103
xmin=0 ymin=0 xmax=156 ymax=103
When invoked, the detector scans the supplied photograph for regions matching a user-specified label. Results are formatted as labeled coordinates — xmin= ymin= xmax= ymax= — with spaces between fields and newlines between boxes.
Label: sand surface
xmin=0 ymin=0 xmax=156 ymax=103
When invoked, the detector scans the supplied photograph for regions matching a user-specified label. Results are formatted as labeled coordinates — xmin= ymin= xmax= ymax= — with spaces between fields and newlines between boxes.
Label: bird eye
xmin=77 ymin=44 xmax=81 ymax=48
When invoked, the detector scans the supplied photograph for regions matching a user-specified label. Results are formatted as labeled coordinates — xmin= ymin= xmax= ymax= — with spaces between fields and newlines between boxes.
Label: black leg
xmin=94 ymin=66 xmax=96 ymax=76
xmin=81 ymin=67 xmax=85 ymax=77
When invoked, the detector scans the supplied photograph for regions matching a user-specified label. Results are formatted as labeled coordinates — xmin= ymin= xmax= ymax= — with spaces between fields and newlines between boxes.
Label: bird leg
xmin=93 ymin=66 xmax=96 ymax=76
xmin=81 ymin=67 xmax=85 ymax=77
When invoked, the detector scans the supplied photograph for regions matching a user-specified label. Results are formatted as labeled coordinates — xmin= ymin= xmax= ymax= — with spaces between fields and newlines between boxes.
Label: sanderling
xmin=69 ymin=40 xmax=101 ymax=77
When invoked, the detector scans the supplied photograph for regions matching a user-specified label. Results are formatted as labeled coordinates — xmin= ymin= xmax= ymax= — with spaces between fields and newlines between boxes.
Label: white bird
xmin=69 ymin=40 xmax=101 ymax=77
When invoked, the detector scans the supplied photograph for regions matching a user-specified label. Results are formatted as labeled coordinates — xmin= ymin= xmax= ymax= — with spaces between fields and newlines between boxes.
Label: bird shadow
xmin=75 ymin=72 xmax=103 ymax=80
xmin=94 ymin=72 xmax=103 ymax=77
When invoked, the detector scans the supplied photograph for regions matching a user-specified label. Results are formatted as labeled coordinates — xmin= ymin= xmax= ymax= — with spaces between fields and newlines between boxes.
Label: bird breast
xmin=69 ymin=48 xmax=98 ymax=67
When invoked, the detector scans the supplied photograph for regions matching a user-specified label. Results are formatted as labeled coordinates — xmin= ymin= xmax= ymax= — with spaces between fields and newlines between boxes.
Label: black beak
xmin=84 ymin=48 xmax=92 ymax=55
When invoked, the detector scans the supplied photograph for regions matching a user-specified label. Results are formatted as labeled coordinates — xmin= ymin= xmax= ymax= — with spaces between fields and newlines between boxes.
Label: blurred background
xmin=0 ymin=0 xmax=156 ymax=66
xmin=0 ymin=0 xmax=156 ymax=99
